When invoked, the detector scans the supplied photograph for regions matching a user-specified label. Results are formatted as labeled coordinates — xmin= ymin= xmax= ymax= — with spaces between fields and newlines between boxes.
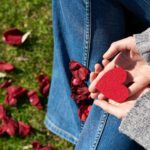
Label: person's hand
xmin=90 ymin=63 xmax=150 ymax=119
xmin=89 ymin=36 xmax=150 ymax=100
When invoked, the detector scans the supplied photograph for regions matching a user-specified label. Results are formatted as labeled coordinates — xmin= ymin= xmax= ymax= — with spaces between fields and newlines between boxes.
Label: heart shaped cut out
xmin=95 ymin=67 xmax=129 ymax=103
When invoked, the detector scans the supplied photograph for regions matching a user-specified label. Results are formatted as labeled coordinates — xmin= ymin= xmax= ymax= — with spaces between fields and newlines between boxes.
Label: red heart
xmin=95 ymin=67 xmax=129 ymax=103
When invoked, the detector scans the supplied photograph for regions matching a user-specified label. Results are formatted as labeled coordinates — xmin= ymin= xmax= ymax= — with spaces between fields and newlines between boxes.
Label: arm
xmin=119 ymin=28 xmax=150 ymax=150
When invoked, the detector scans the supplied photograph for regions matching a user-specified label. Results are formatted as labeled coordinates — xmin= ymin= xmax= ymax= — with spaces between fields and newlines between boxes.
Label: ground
xmin=0 ymin=0 xmax=73 ymax=149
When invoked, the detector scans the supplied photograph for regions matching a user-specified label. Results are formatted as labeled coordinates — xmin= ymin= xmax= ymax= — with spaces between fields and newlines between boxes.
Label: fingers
xmin=102 ymin=59 xmax=109 ymax=67
xmin=90 ymin=63 xmax=102 ymax=82
xmin=108 ymin=99 xmax=120 ymax=106
xmin=94 ymin=63 xmax=102 ymax=74
xmin=89 ymin=62 xmax=115 ymax=92
xmin=90 ymin=72 xmax=97 ymax=82
xmin=128 ymin=81 xmax=147 ymax=97
xmin=103 ymin=37 xmax=133 ymax=60
xmin=98 ymin=93 xmax=105 ymax=100
xmin=90 ymin=63 xmax=102 ymax=99
xmin=90 ymin=92 xmax=99 ymax=99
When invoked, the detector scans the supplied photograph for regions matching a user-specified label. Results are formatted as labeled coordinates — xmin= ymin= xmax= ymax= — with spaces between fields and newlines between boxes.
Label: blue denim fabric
xmin=75 ymin=104 xmax=144 ymax=150
xmin=44 ymin=0 xmax=150 ymax=149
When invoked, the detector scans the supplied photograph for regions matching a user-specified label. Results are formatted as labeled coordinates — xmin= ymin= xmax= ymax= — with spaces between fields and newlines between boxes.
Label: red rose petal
xmin=0 ymin=125 xmax=5 ymax=136
xmin=37 ymin=74 xmax=50 ymax=96
xmin=71 ymin=78 xmax=82 ymax=86
xmin=32 ymin=141 xmax=42 ymax=149
xmin=0 ymin=79 xmax=12 ymax=89
xmin=37 ymin=74 xmax=49 ymax=83
xmin=27 ymin=91 xmax=40 ymax=105
xmin=2 ymin=117 xmax=18 ymax=137
xmin=41 ymin=84 xmax=50 ymax=96
xmin=27 ymin=90 xmax=43 ymax=109
xmin=78 ymin=105 xmax=92 ymax=121
xmin=0 ymin=61 xmax=14 ymax=72
xmin=78 ymin=67 xmax=89 ymax=80
xmin=18 ymin=121 xmax=31 ymax=137
xmin=0 ymin=104 xmax=7 ymax=119
xmin=7 ymin=85 xmax=27 ymax=98
xmin=3 ymin=28 xmax=30 ymax=46
xmin=32 ymin=141 xmax=54 ymax=150
xmin=5 ymin=86 xmax=27 ymax=106
xmin=69 ymin=60 xmax=92 ymax=121
xmin=69 ymin=60 xmax=82 ymax=71
xmin=4 ymin=95 xmax=17 ymax=106
xmin=76 ymin=87 xmax=90 ymax=95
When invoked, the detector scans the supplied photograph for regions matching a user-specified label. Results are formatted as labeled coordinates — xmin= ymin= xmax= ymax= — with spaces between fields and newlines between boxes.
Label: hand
xmin=89 ymin=36 xmax=150 ymax=100
xmin=90 ymin=63 xmax=150 ymax=119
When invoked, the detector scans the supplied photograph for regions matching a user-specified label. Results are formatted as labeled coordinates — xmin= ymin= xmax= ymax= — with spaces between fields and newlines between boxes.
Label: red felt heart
xmin=95 ymin=67 xmax=129 ymax=103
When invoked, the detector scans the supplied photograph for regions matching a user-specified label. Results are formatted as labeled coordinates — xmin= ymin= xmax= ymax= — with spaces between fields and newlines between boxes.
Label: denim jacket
xmin=44 ymin=0 xmax=150 ymax=149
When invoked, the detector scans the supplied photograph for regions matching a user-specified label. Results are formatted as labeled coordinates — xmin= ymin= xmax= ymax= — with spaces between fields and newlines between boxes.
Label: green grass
xmin=0 ymin=0 xmax=74 ymax=150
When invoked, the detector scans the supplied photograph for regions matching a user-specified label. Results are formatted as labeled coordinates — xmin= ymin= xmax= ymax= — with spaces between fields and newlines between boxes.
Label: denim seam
xmin=44 ymin=115 xmax=79 ymax=144
xmin=80 ymin=0 xmax=91 ymax=132
xmin=82 ymin=0 xmax=91 ymax=67
xmin=90 ymin=112 xmax=109 ymax=150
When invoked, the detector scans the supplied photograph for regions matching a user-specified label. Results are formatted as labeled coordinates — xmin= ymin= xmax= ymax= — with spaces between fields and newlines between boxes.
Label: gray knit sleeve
xmin=119 ymin=91 xmax=150 ymax=150
xmin=119 ymin=28 xmax=150 ymax=150
xmin=134 ymin=28 xmax=150 ymax=63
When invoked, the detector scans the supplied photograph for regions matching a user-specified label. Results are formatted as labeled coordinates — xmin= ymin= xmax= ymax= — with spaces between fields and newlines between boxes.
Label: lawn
xmin=0 ymin=0 xmax=73 ymax=149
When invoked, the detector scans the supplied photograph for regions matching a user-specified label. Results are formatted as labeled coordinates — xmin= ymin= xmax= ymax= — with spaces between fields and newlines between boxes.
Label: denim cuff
xmin=119 ymin=90 xmax=150 ymax=150
xmin=134 ymin=28 xmax=150 ymax=64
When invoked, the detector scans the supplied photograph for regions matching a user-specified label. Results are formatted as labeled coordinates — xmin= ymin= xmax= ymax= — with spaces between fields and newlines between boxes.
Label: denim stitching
xmin=80 ymin=121 xmax=85 ymax=130
xmin=44 ymin=115 xmax=79 ymax=144
xmin=82 ymin=0 xmax=91 ymax=67
xmin=80 ymin=0 xmax=91 ymax=132
xmin=90 ymin=112 xmax=109 ymax=150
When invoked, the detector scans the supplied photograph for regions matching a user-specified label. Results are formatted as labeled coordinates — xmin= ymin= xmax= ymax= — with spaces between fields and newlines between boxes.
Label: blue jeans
xmin=44 ymin=0 xmax=150 ymax=149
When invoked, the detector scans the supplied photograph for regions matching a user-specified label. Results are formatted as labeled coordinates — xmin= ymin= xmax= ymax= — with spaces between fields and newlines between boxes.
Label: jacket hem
xmin=44 ymin=115 xmax=79 ymax=145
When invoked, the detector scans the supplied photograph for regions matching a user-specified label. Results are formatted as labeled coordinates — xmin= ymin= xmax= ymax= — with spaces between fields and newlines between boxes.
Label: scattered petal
xmin=78 ymin=105 xmax=92 ymax=121
xmin=0 ymin=61 xmax=14 ymax=72
xmin=0 ymin=125 xmax=5 ymax=136
xmin=0 ymin=104 xmax=7 ymax=119
xmin=69 ymin=60 xmax=92 ymax=121
xmin=32 ymin=141 xmax=54 ymax=150
xmin=7 ymin=85 xmax=27 ymax=98
xmin=69 ymin=60 xmax=82 ymax=71
xmin=37 ymin=74 xmax=50 ymax=96
xmin=2 ymin=117 xmax=18 ymax=137
xmin=4 ymin=95 xmax=17 ymax=106
xmin=78 ymin=67 xmax=89 ymax=80
xmin=32 ymin=141 xmax=42 ymax=149
xmin=27 ymin=90 xmax=43 ymax=109
xmin=4 ymin=86 xmax=27 ymax=106
xmin=3 ymin=28 xmax=30 ymax=46
xmin=18 ymin=121 xmax=31 ymax=137
xmin=0 ymin=79 xmax=12 ymax=89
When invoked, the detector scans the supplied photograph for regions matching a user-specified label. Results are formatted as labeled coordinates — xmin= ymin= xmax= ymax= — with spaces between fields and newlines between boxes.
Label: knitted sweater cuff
xmin=119 ymin=90 xmax=150 ymax=150
xmin=134 ymin=28 xmax=150 ymax=64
